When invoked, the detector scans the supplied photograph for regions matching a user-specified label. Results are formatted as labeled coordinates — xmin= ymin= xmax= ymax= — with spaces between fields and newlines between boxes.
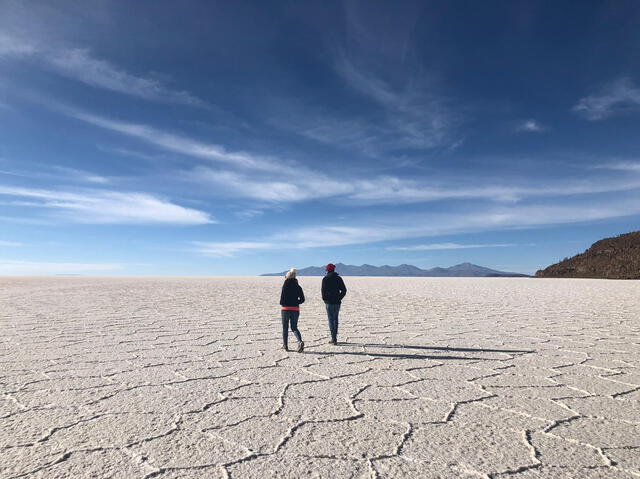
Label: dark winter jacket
xmin=321 ymin=271 xmax=347 ymax=304
xmin=280 ymin=278 xmax=305 ymax=307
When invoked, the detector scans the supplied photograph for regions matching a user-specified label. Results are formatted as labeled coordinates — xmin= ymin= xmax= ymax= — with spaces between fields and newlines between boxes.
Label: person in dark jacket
xmin=279 ymin=268 xmax=305 ymax=352
xmin=321 ymin=263 xmax=347 ymax=345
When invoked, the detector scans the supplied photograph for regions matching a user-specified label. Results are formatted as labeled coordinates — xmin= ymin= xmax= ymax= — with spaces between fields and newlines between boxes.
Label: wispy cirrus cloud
xmin=45 ymin=48 xmax=205 ymax=107
xmin=201 ymin=194 xmax=640 ymax=255
xmin=0 ymin=32 xmax=205 ymax=107
xmin=189 ymin=165 xmax=640 ymax=206
xmin=387 ymin=242 xmax=520 ymax=251
xmin=335 ymin=1 xmax=454 ymax=152
xmin=0 ymin=185 xmax=213 ymax=224
xmin=234 ymin=209 xmax=265 ymax=220
xmin=189 ymin=167 xmax=352 ymax=202
xmin=0 ymin=163 xmax=110 ymax=184
xmin=0 ymin=240 xmax=23 ymax=247
xmin=270 ymin=5 xmax=456 ymax=156
xmin=53 ymin=166 xmax=110 ymax=184
xmin=594 ymin=161 xmax=640 ymax=172
xmin=343 ymin=176 xmax=640 ymax=205
xmin=285 ymin=54 xmax=454 ymax=155
xmin=269 ymin=105 xmax=385 ymax=156
xmin=0 ymin=32 xmax=37 ymax=56
xmin=335 ymin=54 xmax=453 ymax=151
xmin=574 ymin=77 xmax=640 ymax=120
xmin=192 ymin=241 xmax=276 ymax=257
xmin=55 ymin=105 xmax=640 ymax=208
xmin=58 ymin=107 xmax=356 ymax=201
xmin=68 ymin=110 xmax=280 ymax=171
xmin=0 ymin=260 xmax=124 ymax=275
xmin=516 ymin=119 xmax=544 ymax=132
xmin=96 ymin=145 xmax=166 ymax=162
xmin=284 ymin=197 xmax=640 ymax=249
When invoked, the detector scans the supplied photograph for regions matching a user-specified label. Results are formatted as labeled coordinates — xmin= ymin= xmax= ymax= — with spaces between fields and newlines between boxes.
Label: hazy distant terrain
xmin=1 ymin=277 xmax=639 ymax=478
xmin=263 ymin=262 xmax=529 ymax=277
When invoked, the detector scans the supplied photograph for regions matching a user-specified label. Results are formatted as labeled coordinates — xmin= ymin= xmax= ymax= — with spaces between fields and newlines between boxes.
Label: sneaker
xmin=297 ymin=341 xmax=304 ymax=353
xmin=329 ymin=339 xmax=336 ymax=345
xmin=281 ymin=345 xmax=289 ymax=352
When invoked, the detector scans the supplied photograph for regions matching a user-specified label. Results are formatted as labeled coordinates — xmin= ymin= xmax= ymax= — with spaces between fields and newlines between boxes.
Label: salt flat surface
xmin=1 ymin=276 xmax=639 ymax=479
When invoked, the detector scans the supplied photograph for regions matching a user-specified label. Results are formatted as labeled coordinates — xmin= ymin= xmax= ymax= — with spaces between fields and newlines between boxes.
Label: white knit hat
xmin=285 ymin=268 xmax=297 ymax=279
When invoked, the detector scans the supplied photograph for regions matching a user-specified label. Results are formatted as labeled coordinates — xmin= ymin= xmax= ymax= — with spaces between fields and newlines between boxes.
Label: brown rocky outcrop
xmin=535 ymin=231 xmax=640 ymax=279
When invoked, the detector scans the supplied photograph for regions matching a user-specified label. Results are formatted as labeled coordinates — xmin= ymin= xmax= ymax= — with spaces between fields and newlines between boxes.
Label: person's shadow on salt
xmin=304 ymin=342 xmax=534 ymax=361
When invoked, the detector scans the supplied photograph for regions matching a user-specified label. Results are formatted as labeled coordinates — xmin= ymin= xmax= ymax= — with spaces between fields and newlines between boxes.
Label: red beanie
xmin=326 ymin=263 xmax=335 ymax=272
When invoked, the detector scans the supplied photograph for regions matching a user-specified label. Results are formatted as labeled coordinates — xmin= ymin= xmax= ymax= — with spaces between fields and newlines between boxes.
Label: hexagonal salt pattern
xmin=1 ymin=276 xmax=639 ymax=478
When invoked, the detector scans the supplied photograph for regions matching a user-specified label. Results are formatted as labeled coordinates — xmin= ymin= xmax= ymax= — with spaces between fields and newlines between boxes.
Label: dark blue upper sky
xmin=1 ymin=0 xmax=639 ymax=275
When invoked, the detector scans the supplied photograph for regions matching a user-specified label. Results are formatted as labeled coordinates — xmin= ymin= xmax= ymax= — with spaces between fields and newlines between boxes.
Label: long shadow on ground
xmin=339 ymin=342 xmax=534 ymax=354
xmin=303 ymin=350 xmax=492 ymax=361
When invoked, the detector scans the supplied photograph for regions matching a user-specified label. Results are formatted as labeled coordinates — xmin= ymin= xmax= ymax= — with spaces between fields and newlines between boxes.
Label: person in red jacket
xmin=279 ymin=268 xmax=305 ymax=352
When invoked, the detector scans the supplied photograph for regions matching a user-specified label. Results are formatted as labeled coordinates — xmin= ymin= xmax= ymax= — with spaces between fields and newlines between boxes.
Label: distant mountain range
xmin=262 ymin=262 xmax=529 ymax=277
xmin=536 ymin=231 xmax=640 ymax=279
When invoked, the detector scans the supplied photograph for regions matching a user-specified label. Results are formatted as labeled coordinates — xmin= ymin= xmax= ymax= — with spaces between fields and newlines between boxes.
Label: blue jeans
xmin=325 ymin=303 xmax=341 ymax=342
xmin=281 ymin=310 xmax=302 ymax=348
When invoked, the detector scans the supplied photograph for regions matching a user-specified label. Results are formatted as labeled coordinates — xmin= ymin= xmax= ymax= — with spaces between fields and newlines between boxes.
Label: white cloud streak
xmin=45 ymin=48 xmax=205 ymax=106
xmin=192 ymin=241 xmax=276 ymax=257
xmin=594 ymin=161 xmax=640 ymax=172
xmin=271 ymin=20 xmax=455 ymax=156
xmin=329 ymin=5 xmax=455 ymax=153
xmin=0 ymin=32 xmax=205 ymax=106
xmin=516 ymin=120 xmax=544 ymax=132
xmin=0 ymin=163 xmax=110 ymax=184
xmin=195 ymin=170 xmax=640 ymax=205
xmin=0 ymin=241 xmax=23 ymax=247
xmin=347 ymin=177 xmax=640 ymax=204
xmin=284 ymin=199 xmax=640 ymax=249
xmin=69 ymin=110 xmax=280 ymax=171
xmin=574 ymin=78 xmax=640 ymax=120
xmin=189 ymin=165 xmax=640 ymax=206
xmin=0 ymin=186 xmax=213 ymax=224
xmin=191 ymin=167 xmax=352 ymax=202
xmin=387 ymin=242 xmax=519 ymax=251
xmin=54 ymin=167 xmax=110 ymax=184
xmin=50 ymin=106 xmax=640 ymax=206
xmin=0 ymin=32 xmax=37 ymax=56
xmin=192 ymin=196 xmax=640 ymax=257
xmin=48 ymin=104 xmax=640 ymax=212
xmin=231 ymin=195 xmax=640 ymax=253
xmin=0 ymin=260 xmax=123 ymax=275
xmin=336 ymin=55 xmax=453 ymax=151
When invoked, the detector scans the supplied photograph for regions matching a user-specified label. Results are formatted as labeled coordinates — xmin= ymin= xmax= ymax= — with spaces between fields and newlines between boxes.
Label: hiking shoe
xmin=297 ymin=341 xmax=304 ymax=353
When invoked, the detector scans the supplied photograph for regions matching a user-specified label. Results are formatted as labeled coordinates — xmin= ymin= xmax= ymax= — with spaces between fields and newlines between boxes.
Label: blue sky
xmin=1 ymin=0 xmax=639 ymax=275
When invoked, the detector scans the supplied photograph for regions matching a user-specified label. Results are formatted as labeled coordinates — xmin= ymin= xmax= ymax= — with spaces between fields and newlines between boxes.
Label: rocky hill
xmin=535 ymin=231 xmax=640 ymax=279
xmin=263 ymin=262 xmax=528 ymax=277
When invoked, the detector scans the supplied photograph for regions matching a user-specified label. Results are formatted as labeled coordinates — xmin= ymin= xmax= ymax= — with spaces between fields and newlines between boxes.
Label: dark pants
xmin=325 ymin=303 xmax=341 ymax=342
xmin=281 ymin=310 xmax=302 ymax=347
